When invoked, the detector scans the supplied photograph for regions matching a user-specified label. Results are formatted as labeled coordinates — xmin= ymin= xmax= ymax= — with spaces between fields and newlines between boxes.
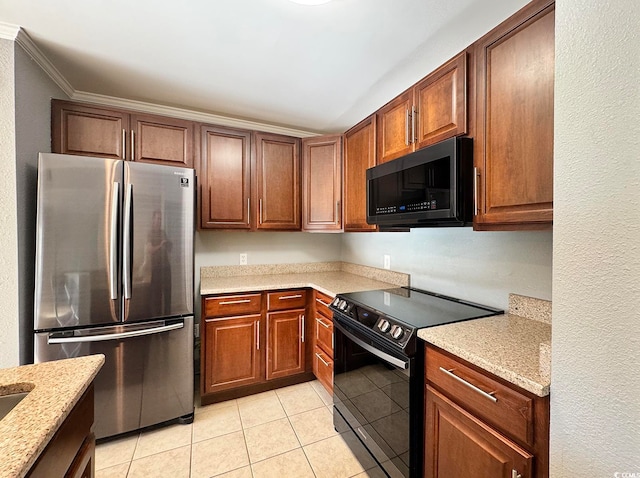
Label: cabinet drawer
xmin=313 ymin=345 xmax=333 ymax=394
xmin=426 ymin=345 xmax=534 ymax=447
xmin=204 ymin=293 xmax=262 ymax=317
xmin=267 ymin=290 xmax=307 ymax=311
xmin=315 ymin=315 xmax=333 ymax=355
xmin=315 ymin=291 xmax=334 ymax=318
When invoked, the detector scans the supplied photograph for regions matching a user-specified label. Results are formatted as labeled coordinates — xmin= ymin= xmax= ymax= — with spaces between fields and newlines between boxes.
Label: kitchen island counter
xmin=0 ymin=354 xmax=104 ymax=478
xmin=200 ymin=261 xmax=410 ymax=297
xmin=418 ymin=294 xmax=551 ymax=397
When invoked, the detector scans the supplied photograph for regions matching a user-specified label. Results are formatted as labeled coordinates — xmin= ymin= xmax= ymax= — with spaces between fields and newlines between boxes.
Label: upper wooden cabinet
xmin=343 ymin=115 xmax=377 ymax=232
xmin=474 ymin=0 xmax=555 ymax=230
xmin=198 ymin=125 xmax=252 ymax=229
xmin=302 ymin=135 xmax=343 ymax=232
xmin=254 ymin=132 xmax=301 ymax=230
xmin=51 ymin=100 xmax=194 ymax=168
xmin=376 ymin=51 xmax=469 ymax=164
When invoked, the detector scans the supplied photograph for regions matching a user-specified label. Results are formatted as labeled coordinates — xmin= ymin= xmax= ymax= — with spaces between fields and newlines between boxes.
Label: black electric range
xmin=330 ymin=287 xmax=502 ymax=477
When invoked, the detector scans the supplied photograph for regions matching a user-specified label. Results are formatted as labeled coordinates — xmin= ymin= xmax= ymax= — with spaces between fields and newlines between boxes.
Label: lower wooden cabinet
xmin=28 ymin=385 xmax=95 ymax=478
xmin=425 ymin=386 xmax=533 ymax=478
xmin=266 ymin=309 xmax=305 ymax=380
xmin=200 ymin=289 xmax=314 ymax=404
xmin=203 ymin=314 xmax=262 ymax=394
xmin=312 ymin=290 xmax=334 ymax=393
xmin=313 ymin=346 xmax=333 ymax=393
xmin=424 ymin=344 xmax=549 ymax=478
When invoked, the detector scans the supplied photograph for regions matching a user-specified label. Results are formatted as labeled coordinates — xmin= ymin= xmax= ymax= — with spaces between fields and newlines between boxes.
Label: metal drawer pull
xmin=439 ymin=367 xmax=498 ymax=403
xmin=278 ymin=294 xmax=302 ymax=300
xmin=317 ymin=317 xmax=331 ymax=328
xmin=512 ymin=471 xmax=522 ymax=478
xmin=316 ymin=352 xmax=330 ymax=367
xmin=316 ymin=298 xmax=331 ymax=307
xmin=219 ymin=299 xmax=251 ymax=305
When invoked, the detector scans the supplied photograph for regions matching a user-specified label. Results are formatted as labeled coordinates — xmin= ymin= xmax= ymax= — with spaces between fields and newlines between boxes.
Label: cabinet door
xmin=343 ymin=115 xmax=377 ymax=232
xmin=266 ymin=309 xmax=305 ymax=380
xmin=425 ymin=386 xmax=533 ymax=478
xmin=302 ymin=135 xmax=343 ymax=231
xmin=376 ymin=89 xmax=414 ymax=163
xmin=414 ymin=52 xmax=468 ymax=149
xmin=130 ymin=113 xmax=194 ymax=168
xmin=199 ymin=125 xmax=252 ymax=229
xmin=203 ymin=315 xmax=263 ymax=394
xmin=474 ymin=0 xmax=555 ymax=229
xmin=313 ymin=345 xmax=333 ymax=394
xmin=254 ymin=133 xmax=301 ymax=230
xmin=52 ymin=100 xmax=129 ymax=160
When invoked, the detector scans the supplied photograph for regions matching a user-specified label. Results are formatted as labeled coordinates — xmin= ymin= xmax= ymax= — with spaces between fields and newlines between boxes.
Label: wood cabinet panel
xmin=267 ymin=289 xmax=307 ymax=312
xmin=425 ymin=386 xmax=533 ymax=478
xmin=203 ymin=315 xmax=263 ymax=393
xmin=315 ymin=314 xmax=333 ymax=356
xmin=474 ymin=0 xmax=555 ymax=229
xmin=376 ymin=90 xmax=414 ymax=164
xmin=343 ymin=115 xmax=377 ymax=232
xmin=52 ymin=100 xmax=128 ymax=160
xmin=426 ymin=346 xmax=534 ymax=447
xmin=254 ymin=133 xmax=301 ymax=230
xmin=266 ymin=309 xmax=305 ymax=380
xmin=204 ymin=293 xmax=262 ymax=317
xmin=313 ymin=345 xmax=333 ymax=394
xmin=199 ymin=125 xmax=252 ymax=229
xmin=131 ymin=114 xmax=194 ymax=167
xmin=302 ymin=135 xmax=343 ymax=231
xmin=314 ymin=291 xmax=333 ymax=319
xmin=414 ymin=52 xmax=467 ymax=149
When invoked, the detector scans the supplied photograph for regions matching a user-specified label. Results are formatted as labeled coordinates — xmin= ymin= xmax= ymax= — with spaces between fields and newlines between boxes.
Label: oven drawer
xmin=313 ymin=345 xmax=333 ymax=394
xmin=267 ymin=290 xmax=307 ymax=311
xmin=315 ymin=315 xmax=333 ymax=355
xmin=204 ymin=293 xmax=262 ymax=317
xmin=314 ymin=291 xmax=333 ymax=318
xmin=426 ymin=345 xmax=534 ymax=447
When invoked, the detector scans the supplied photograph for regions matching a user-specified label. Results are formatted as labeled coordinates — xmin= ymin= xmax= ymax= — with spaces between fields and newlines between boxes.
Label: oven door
xmin=333 ymin=315 xmax=420 ymax=478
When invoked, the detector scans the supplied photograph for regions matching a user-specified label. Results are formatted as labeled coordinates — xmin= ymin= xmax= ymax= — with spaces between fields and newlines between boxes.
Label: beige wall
xmin=551 ymin=0 xmax=640 ymax=473
xmin=0 ymin=39 xmax=19 ymax=368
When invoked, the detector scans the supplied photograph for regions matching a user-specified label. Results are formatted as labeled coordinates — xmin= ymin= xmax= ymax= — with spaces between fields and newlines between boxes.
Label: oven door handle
xmin=334 ymin=320 xmax=409 ymax=370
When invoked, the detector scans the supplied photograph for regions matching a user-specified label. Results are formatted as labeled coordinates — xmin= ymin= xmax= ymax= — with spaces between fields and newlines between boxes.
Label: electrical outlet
xmin=239 ymin=253 xmax=248 ymax=265
xmin=383 ymin=254 xmax=391 ymax=270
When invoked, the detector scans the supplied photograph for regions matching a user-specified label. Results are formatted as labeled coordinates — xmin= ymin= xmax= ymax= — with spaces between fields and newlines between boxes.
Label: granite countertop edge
xmin=0 ymin=354 xmax=105 ymax=478
xmin=418 ymin=313 xmax=551 ymax=398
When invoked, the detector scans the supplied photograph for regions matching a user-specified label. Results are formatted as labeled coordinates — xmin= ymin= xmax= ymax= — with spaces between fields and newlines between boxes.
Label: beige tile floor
xmin=95 ymin=380 xmax=387 ymax=478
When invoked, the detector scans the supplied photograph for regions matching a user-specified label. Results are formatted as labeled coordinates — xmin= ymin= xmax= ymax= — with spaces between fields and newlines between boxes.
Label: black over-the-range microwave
xmin=366 ymin=136 xmax=474 ymax=227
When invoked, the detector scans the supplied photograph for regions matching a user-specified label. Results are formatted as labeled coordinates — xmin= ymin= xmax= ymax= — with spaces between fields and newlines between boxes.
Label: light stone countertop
xmin=200 ymin=262 xmax=410 ymax=297
xmin=418 ymin=295 xmax=551 ymax=397
xmin=0 ymin=354 xmax=105 ymax=478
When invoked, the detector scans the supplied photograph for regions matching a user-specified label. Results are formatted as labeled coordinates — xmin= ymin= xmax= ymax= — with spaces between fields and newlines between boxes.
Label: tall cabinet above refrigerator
xmin=34 ymin=153 xmax=195 ymax=439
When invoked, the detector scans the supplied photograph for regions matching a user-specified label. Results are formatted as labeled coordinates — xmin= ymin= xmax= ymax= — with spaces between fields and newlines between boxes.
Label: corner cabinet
xmin=302 ymin=135 xmax=343 ymax=231
xmin=424 ymin=345 xmax=549 ymax=478
xmin=473 ymin=0 xmax=555 ymax=230
xmin=376 ymin=51 xmax=469 ymax=164
xmin=200 ymin=289 xmax=314 ymax=404
xmin=343 ymin=115 xmax=377 ymax=232
xmin=254 ymin=132 xmax=301 ymax=230
xmin=51 ymin=99 xmax=194 ymax=168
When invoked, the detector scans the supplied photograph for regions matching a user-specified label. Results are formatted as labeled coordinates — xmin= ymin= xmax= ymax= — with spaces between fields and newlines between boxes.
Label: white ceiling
xmin=0 ymin=0 xmax=527 ymax=134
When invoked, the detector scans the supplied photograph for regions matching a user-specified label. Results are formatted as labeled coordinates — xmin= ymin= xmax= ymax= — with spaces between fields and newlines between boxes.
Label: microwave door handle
xmin=334 ymin=319 xmax=409 ymax=370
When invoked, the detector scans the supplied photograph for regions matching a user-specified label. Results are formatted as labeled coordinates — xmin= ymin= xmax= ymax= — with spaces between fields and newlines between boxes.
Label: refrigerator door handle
xmin=123 ymin=183 xmax=133 ymax=300
xmin=47 ymin=321 xmax=184 ymax=344
xmin=109 ymin=181 xmax=120 ymax=300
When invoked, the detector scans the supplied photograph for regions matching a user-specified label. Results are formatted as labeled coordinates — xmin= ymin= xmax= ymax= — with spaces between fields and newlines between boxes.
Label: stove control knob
xmin=332 ymin=297 xmax=341 ymax=307
xmin=378 ymin=320 xmax=391 ymax=333
xmin=390 ymin=325 xmax=404 ymax=340
xmin=338 ymin=300 xmax=348 ymax=311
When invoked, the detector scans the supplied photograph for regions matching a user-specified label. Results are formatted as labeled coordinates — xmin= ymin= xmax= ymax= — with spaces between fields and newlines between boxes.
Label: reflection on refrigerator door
xmin=34 ymin=317 xmax=194 ymax=439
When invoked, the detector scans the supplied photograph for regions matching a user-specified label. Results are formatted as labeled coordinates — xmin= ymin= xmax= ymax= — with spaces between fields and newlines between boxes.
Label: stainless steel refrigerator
xmin=33 ymin=153 xmax=195 ymax=439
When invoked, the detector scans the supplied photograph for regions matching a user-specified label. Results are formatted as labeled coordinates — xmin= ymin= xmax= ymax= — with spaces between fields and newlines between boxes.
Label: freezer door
xmin=122 ymin=162 xmax=194 ymax=321
xmin=35 ymin=317 xmax=194 ymax=439
xmin=34 ymin=154 xmax=123 ymax=330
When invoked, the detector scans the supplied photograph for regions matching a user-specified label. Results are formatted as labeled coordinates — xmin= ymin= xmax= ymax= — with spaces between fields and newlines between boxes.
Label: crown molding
xmin=71 ymin=90 xmax=318 ymax=137
xmin=3 ymin=23 xmax=317 ymax=138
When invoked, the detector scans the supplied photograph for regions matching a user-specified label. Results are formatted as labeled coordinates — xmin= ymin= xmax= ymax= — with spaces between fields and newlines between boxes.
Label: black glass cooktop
xmin=337 ymin=287 xmax=503 ymax=329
